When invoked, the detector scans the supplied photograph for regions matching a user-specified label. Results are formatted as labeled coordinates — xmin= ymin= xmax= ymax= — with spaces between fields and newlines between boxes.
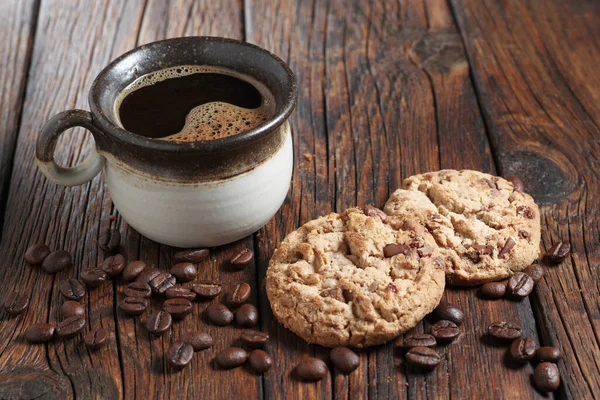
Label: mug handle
xmin=36 ymin=109 xmax=106 ymax=187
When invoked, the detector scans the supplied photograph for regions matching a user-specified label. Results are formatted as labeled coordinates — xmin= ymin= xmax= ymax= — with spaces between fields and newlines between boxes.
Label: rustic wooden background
xmin=0 ymin=0 xmax=598 ymax=399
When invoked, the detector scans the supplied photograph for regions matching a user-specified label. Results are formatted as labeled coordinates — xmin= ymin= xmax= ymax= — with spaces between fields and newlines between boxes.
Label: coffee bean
xmin=3 ymin=291 xmax=29 ymax=316
xmin=174 ymin=248 xmax=209 ymax=263
xmin=433 ymin=301 xmax=464 ymax=325
xmin=363 ymin=205 xmax=388 ymax=223
xmin=230 ymin=248 xmax=254 ymax=269
xmin=146 ymin=310 xmax=172 ymax=335
xmin=523 ymin=264 xmax=544 ymax=283
xmin=330 ymin=347 xmax=360 ymax=374
xmin=295 ymin=357 xmax=328 ymax=381
xmin=61 ymin=301 xmax=84 ymax=319
xmin=99 ymin=228 xmax=120 ymax=253
xmin=546 ymin=241 xmax=570 ymax=264
xmin=85 ymin=327 xmax=108 ymax=350
xmin=81 ymin=268 xmax=107 ymax=288
xmin=56 ymin=316 xmax=85 ymax=339
xmin=479 ymin=281 xmax=507 ymax=299
xmin=191 ymin=281 xmax=222 ymax=300
xmin=240 ymin=330 xmax=269 ymax=348
xmin=122 ymin=260 xmax=146 ymax=281
xmin=383 ymin=243 xmax=411 ymax=258
xmin=507 ymin=272 xmax=535 ymax=298
xmin=149 ymin=272 xmax=176 ymax=295
xmin=124 ymin=282 xmax=152 ymax=298
xmin=119 ymin=297 xmax=148 ymax=316
xmin=58 ymin=279 xmax=85 ymax=301
xmin=535 ymin=347 xmax=563 ymax=363
xmin=101 ymin=254 xmax=126 ymax=277
xmin=166 ymin=340 xmax=194 ymax=369
xmin=510 ymin=337 xmax=536 ymax=363
xmin=405 ymin=346 xmax=441 ymax=369
xmin=163 ymin=298 xmax=192 ymax=319
xmin=402 ymin=333 xmax=437 ymax=348
xmin=170 ymin=262 xmax=197 ymax=282
xmin=41 ymin=250 xmax=72 ymax=274
xmin=235 ymin=303 xmax=258 ymax=327
xmin=248 ymin=349 xmax=272 ymax=373
xmin=25 ymin=323 xmax=55 ymax=343
xmin=205 ymin=303 xmax=233 ymax=326
xmin=534 ymin=362 xmax=560 ymax=392
xmin=215 ymin=347 xmax=248 ymax=369
xmin=506 ymin=176 xmax=524 ymax=191
xmin=24 ymin=244 xmax=51 ymax=265
xmin=226 ymin=283 xmax=251 ymax=307
xmin=135 ymin=267 xmax=161 ymax=284
xmin=181 ymin=332 xmax=213 ymax=351
xmin=430 ymin=320 xmax=460 ymax=343
xmin=165 ymin=286 xmax=196 ymax=301
xmin=487 ymin=321 xmax=522 ymax=342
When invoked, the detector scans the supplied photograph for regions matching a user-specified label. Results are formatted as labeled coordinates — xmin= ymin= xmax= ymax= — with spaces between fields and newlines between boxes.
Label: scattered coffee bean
xmin=330 ymin=347 xmax=360 ymax=374
xmin=523 ymin=264 xmax=544 ymax=283
xmin=248 ymin=349 xmax=273 ymax=373
xmin=3 ymin=291 xmax=29 ymax=316
xmin=165 ymin=286 xmax=196 ymax=301
xmin=510 ymin=337 xmax=536 ymax=362
xmin=191 ymin=281 xmax=222 ymax=300
xmin=163 ymin=298 xmax=192 ymax=319
xmin=170 ymin=262 xmax=197 ymax=282
xmin=174 ymin=248 xmax=209 ymax=263
xmin=58 ymin=279 xmax=85 ymax=301
xmin=295 ymin=357 xmax=328 ymax=381
xmin=119 ymin=297 xmax=148 ymax=316
xmin=85 ymin=328 xmax=108 ymax=350
xmin=405 ymin=347 xmax=441 ymax=369
xmin=364 ymin=205 xmax=388 ymax=223
xmin=487 ymin=321 xmax=522 ymax=342
xmin=56 ymin=316 xmax=85 ymax=339
xmin=546 ymin=241 xmax=570 ymax=264
xmin=498 ymin=238 xmax=516 ymax=259
xmin=479 ymin=282 xmax=507 ymax=299
xmin=433 ymin=301 xmax=464 ymax=325
xmin=226 ymin=283 xmax=251 ymax=307
xmin=61 ymin=301 xmax=85 ymax=319
xmin=507 ymin=272 xmax=535 ymax=299
xmin=215 ymin=347 xmax=248 ymax=369
xmin=506 ymin=176 xmax=524 ymax=191
xmin=99 ymin=228 xmax=121 ymax=253
xmin=230 ymin=248 xmax=254 ymax=269
xmin=135 ymin=268 xmax=161 ymax=284
xmin=205 ymin=303 xmax=233 ymax=326
xmin=149 ymin=272 xmax=176 ymax=295
xmin=146 ymin=310 xmax=172 ymax=335
xmin=81 ymin=268 xmax=108 ymax=288
xmin=124 ymin=282 xmax=152 ymax=298
xmin=240 ymin=330 xmax=269 ymax=348
xmin=41 ymin=250 xmax=72 ymax=274
xmin=430 ymin=320 xmax=460 ymax=343
xmin=533 ymin=362 xmax=560 ymax=392
xmin=122 ymin=260 xmax=146 ymax=281
xmin=402 ymin=333 xmax=437 ymax=348
xmin=25 ymin=323 xmax=55 ymax=343
xmin=24 ymin=244 xmax=51 ymax=265
xmin=101 ymin=254 xmax=126 ymax=277
xmin=383 ymin=243 xmax=411 ymax=258
xmin=235 ymin=303 xmax=258 ymax=327
xmin=166 ymin=340 xmax=194 ymax=369
xmin=535 ymin=347 xmax=563 ymax=363
xmin=181 ymin=332 xmax=213 ymax=351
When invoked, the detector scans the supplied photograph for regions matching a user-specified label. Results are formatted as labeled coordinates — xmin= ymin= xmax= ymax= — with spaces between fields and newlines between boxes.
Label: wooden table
xmin=1 ymin=0 xmax=598 ymax=398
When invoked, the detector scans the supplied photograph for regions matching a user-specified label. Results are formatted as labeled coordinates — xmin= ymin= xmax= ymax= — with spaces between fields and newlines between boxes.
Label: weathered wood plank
xmin=450 ymin=0 xmax=600 ymax=398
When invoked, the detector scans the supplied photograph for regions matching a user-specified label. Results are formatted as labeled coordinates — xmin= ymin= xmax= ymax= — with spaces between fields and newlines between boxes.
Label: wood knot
xmin=408 ymin=30 xmax=467 ymax=73
xmin=0 ymin=370 xmax=72 ymax=399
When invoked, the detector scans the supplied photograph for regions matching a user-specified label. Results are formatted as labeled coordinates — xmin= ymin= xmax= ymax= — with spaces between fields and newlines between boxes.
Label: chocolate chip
xmin=170 ymin=262 xmax=197 ymax=282
xmin=124 ymin=282 xmax=152 ymax=298
xmin=506 ymin=176 xmax=524 ymax=191
xmin=24 ymin=244 xmax=51 ymax=265
xmin=479 ymin=282 xmax=507 ymax=299
xmin=99 ymin=229 xmax=120 ymax=253
xmin=166 ymin=341 xmax=194 ymax=369
xmin=487 ymin=321 xmax=522 ymax=342
xmin=56 ymin=316 xmax=85 ymax=339
xmin=342 ymin=289 xmax=355 ymax=303
xmin=41 ymin=250 xmax=72 ymax=274
xmin=433 ymin=301 xmax=464 ymax=325
xmin=363 ymin=205 xmax=388 ymax=223
xmin=122 ymin=260 xmax=146 ymax=281
xmin=85 ymin=328 xmax=108 ymax=350
xmin=510 ymin=337 xmax=536 ymax=363
xmin=25 ymin=323 xmax=55 ymax=343
xmin=226 ymin=283 xmax=251 ymax=307
xmin=546 ymin=241 xmax=570 ymax=264
xmin=205 ymin=303 xmax=233 ymax=326
xmin=81 ymin=268 xmax=107 ymax=288
xmin=240 ymin=330 xmax=269 ymax=348
xmin=181 ymin=332 xmax=213 ymax=351
xmin=518 ymin=230 xmax=530 ymax=239
xmin=230 ymin=248 xmax=254 ymax=269
xmin=383 ymin=243 xmax=411 ymax=258
xmin=174 ymin=248 xmax=209 ymax=263
xmin=3 ymin=291 xmax=29 ymax=316
xmin=405 ymin=347 xmax=441 ymax=369
xmin=430 ymin=320 xmax=460 ymax=343
xmin=191 ymin=281 xmax=222 ymax=300
xmin=329 ymin=347 xmax=360 ymax=374
xmin=507 ymin=272 xmax=535 ymax=298
xmin=517 ymin=205 xmax=535 ymax=219
xmin=248 ymin=349 xmax=273 ymax=373
xmin=58 ymin=279 xmax=85 ymax=301
xmin=498 ymin=238 xmax=516 ymax=259
xmin=319 ymin=287 xmax=344 ymax=302
xmin=146 ymin=310 xmax=172 ymax=335
xmin=165 ymin=286 xmax=196 ymax=301
xmin=295 ymin=357 xmax=328 ymax=381
xmin=101 ymin=254 xmax=126 ymax=277
xmin=368 ymin=281 xmax=379 ymax=292
xmin=533 ymin=362 xmax=560 ymax=392
xmin=402 ymin=333 xmax=437 ymax=348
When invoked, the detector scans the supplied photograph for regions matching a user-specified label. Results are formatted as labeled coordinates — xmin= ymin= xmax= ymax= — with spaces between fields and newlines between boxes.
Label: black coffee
xmin=116 ymin=65 xmax=275 ymax=141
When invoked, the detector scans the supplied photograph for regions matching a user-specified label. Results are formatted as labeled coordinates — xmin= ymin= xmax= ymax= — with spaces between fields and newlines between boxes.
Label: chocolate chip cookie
xmin=266 ymin=208 xmax=445 ymax=347
xmin=384 ymin=170 xmax=540 ymax=285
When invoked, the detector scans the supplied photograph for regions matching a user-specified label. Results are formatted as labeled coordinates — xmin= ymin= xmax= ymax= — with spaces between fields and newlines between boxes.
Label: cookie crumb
xmin=108 ymin=215 xmax=115 ymax=221
xmin=303 ymin=153 xmax=313 ymax=161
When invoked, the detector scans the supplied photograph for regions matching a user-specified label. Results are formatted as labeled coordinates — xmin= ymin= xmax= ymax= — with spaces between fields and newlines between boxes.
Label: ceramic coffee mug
xmin=36 ymin=37 xmax=297 ymax=247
